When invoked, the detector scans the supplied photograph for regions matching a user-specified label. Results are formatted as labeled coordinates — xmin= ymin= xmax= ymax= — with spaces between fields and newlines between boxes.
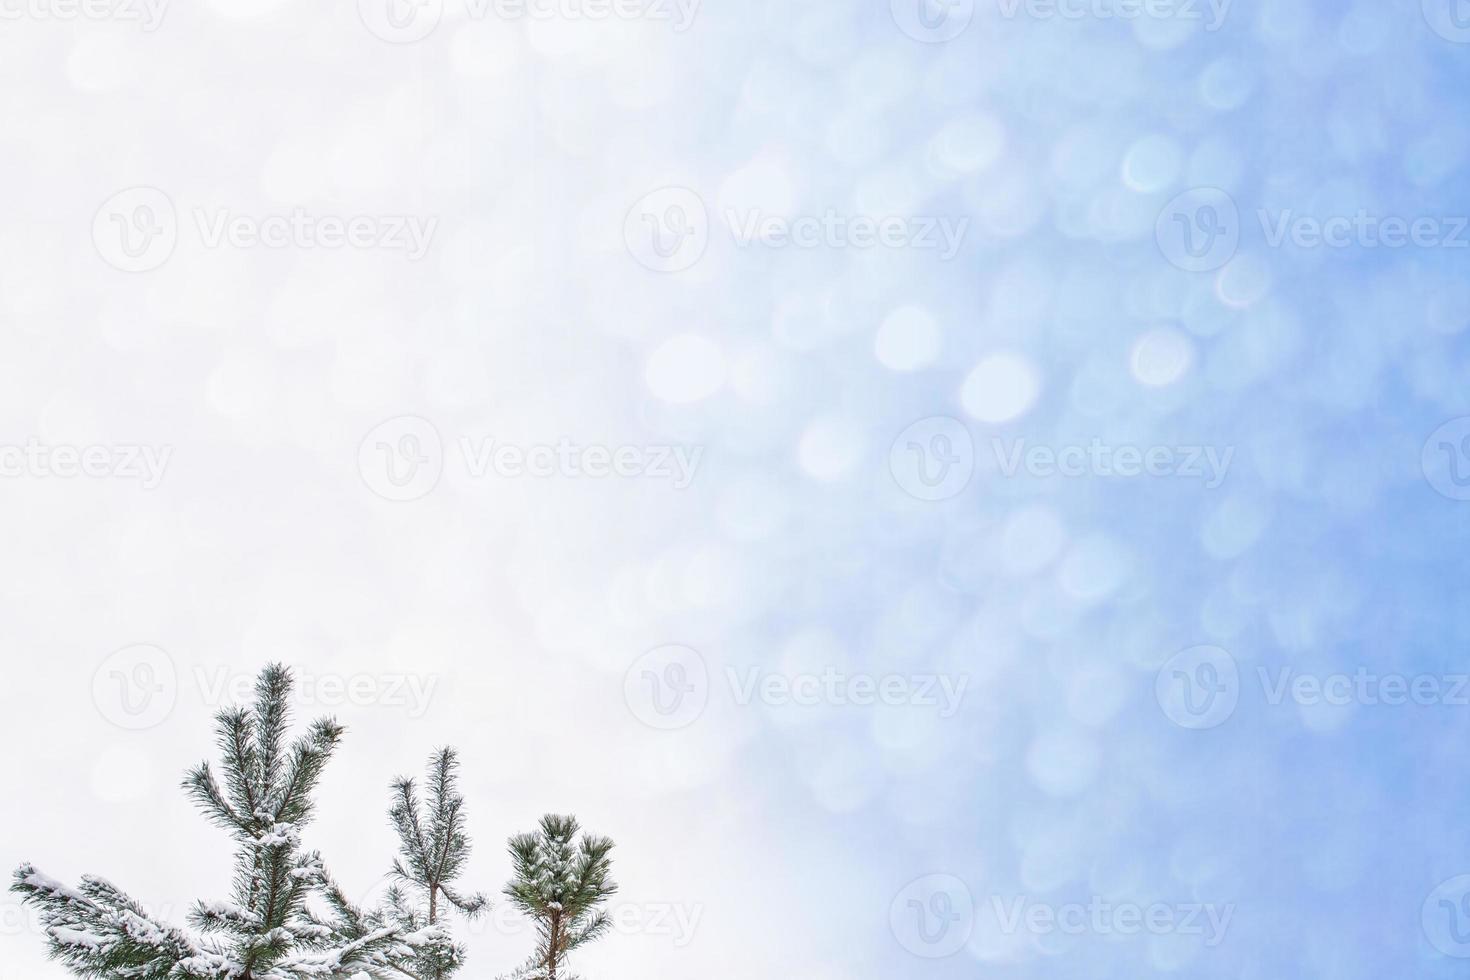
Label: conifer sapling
xmin=12 ymin=665 xmax=440 ymax=980
xmin=370 ymin=748 xmax=488 ymax=979
xmin=501 ymin=815 xmax=617 ymax=980
xmin=12 ymin=667 xmax=624 ymax=980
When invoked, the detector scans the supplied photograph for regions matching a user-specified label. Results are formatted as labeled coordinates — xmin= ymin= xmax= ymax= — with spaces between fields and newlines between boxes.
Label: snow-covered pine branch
xmin=12 ymin=665 xmax=431 ymax=980
xmin=374 ymin=748 xmax=490 ymax=980
xmin=500 ymin=815 xmax=617 ymax=980
xmin=11 ymin=665 xmax=621 ymax=980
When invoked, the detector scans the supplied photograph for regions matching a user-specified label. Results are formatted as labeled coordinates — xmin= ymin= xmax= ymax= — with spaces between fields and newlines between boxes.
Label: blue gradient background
xmin=1 ymin=1 xmax=1469 ymax=978
xmin=627 ymin=0 xmax=1470 ymax=976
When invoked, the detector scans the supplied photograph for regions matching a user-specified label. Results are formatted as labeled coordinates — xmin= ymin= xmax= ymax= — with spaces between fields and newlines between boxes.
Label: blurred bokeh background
xmin=2 ymin=0 xmax=1470 ymax=977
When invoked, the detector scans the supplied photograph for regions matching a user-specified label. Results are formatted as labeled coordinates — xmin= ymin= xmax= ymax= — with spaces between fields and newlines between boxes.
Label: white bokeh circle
xmin=960 ymin=352 xmax=1041 ymax=423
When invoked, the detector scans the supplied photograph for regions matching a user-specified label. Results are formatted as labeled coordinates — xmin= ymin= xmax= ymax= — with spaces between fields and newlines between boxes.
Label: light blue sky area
xmin=687 ymin=1 xmax=1470 ymax=977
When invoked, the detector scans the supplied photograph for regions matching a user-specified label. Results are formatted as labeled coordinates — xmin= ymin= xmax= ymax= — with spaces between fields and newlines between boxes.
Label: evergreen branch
xmin=188 ymin=898 xmax=264 ymax=934
xmin=273 ymin=718 xmax=345 ymax=826
xmin=183 ymin=762 xmax=252 ymax=837
xmin=437 ymin=883 xmax=488 ymax=918
xmin=315 ymin=870 xmax=368 ymax=938
xmin=562 ymin=911 xmax=611 ymax=953
xmin=15 ymin=668 xmax=501 ymax=980
xmin=501 ymin=816 xmax=617 ymax=980
xmin=218 ymin=706 xmax=263 ymax=825
xmin=254 ymin=664 xmax=295 ymax=804
xmin=12 ymin=864 xmax=232 ymax=980
xmin=389 ymin=778 xmax=432 ymax=883
xmin=427 ymin=749 xmax=458 ymax=877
